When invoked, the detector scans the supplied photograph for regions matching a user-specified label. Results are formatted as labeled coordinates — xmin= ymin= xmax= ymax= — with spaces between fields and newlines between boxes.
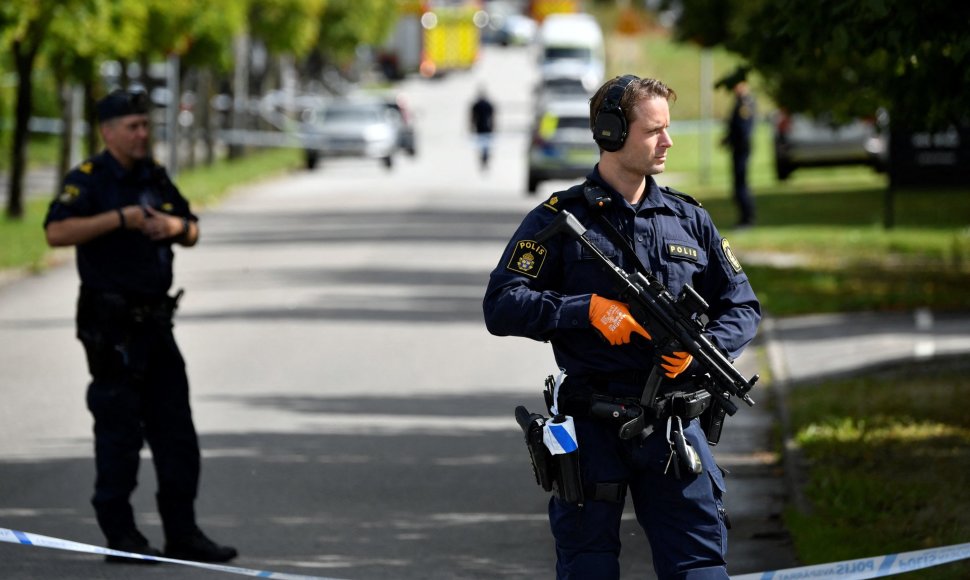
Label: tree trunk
xmin=57 ymin=80 xmax=72 ymax=182
xmin=229 ymin=33 xmax=250 ymax=160
xmin=198 ymin=68 xmax=215 ymax=166
xmin=6 ymin=39 xmax=38 ymax=220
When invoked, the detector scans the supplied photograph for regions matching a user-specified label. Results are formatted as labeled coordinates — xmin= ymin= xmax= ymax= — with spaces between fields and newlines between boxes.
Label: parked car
xmin=527 ymin=99 xmax=599 ymax=194
xmin=773 ymin=111 xmax=888 ymax=180
xmin=300 ymin=98 xmax=400 ymax=170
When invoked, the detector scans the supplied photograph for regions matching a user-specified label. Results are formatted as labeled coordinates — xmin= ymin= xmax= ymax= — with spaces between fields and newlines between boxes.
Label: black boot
xmin=105 ymin=529 xmax=162 ymax=564
xmin=164 ymin=527 xmax=238 ymax=563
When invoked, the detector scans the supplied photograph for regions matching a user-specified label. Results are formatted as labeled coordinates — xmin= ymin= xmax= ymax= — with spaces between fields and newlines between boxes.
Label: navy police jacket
xmin=483 ymin=168 xmax=761 ymax=378
xmin=44 ymin=151 xmax=196 ymax=296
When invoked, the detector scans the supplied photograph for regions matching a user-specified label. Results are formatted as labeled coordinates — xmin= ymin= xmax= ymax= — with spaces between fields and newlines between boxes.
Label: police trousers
xmin=732 ymin=147 xmax=755 ymax=224
xmin=548 ymin=415 xmax=729 ymax=580
xmin=77 ymin=288 xmax=200 ymax=542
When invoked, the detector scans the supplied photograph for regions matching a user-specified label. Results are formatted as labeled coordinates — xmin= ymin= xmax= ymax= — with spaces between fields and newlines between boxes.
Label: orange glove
xmin=661 ymin=351 xmax=694 ymax=378
xmin=589 ymin=295 xmax=652 ymax=346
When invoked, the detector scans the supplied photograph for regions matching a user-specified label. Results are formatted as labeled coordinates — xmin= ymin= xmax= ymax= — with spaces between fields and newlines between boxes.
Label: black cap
xmin=96 ymin=89 xmax=150 ymax=122
xmin=715 ymin=66 xmax=749 ymax=90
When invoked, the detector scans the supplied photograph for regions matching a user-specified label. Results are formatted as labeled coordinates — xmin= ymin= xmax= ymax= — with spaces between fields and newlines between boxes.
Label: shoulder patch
xmin=662 ymin=187 xmax=702 ymax=207
xmin=542 ymin=186 xmax=584 ymax=212
xmin=79 ymin=161 xmax=94 ymax=174
xmin=506 ymin=240 xmax=547 ymax=278
xmin=721 ymin=238 xmax=743 ymax=273
xmin=542 ymin=194 xmax=562 ymax=212
xmin=57 ymin=184 xmax=82 ymax=205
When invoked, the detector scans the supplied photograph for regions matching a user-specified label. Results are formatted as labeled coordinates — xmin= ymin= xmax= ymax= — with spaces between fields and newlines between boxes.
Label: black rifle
xmin=535 ymin=210 xmax=758 ymax=419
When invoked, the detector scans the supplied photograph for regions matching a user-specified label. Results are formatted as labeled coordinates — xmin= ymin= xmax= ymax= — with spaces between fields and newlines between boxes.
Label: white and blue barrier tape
xmin=732 ymin=541 xmax=970 ymax=580
xmin=3 ymin=525 xmax=968 ymax=579
xmin=0 ymin=527 xmax=344 ymax=579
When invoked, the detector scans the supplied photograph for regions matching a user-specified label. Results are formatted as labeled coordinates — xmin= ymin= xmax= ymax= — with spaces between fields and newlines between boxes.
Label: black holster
xmin=699 ymin=399 xmax=728 ymax=446
xmin=76 ymin=287 xmax=182 ymax=381
xmin=514 ymin=406 xmax=584 ymax=504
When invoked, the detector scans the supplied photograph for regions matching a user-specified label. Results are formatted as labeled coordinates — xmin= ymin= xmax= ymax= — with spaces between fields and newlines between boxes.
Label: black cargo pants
xmin=77 ymin=287 xmax=200 ymax=543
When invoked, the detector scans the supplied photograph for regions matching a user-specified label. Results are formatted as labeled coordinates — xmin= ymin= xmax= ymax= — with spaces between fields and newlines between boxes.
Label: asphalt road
xmin=0 ymin=45 xmax=804 ymax=579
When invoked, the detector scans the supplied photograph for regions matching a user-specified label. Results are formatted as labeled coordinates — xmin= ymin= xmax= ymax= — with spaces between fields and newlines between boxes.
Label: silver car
xmin=773 ymin=111 xmax=887 ymax=180
xmin=301 ymin=99 xmax=400 ymax=170
xmin=527 ymin=99 xmax=600 ymax=194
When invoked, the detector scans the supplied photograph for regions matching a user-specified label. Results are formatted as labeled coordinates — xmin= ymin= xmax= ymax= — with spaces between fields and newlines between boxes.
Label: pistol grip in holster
xmin=516 ymin=406 xmax=555 ymax=492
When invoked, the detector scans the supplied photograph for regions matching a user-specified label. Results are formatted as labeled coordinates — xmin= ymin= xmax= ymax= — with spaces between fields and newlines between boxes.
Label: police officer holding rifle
xmin=484 ymin=75 xmax=761 ymax=579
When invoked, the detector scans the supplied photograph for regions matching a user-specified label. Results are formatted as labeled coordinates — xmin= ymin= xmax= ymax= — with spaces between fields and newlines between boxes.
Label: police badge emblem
xmin=507 ymin=240 xmax=547 ymax=278
xmin=721 ymin=238 xmax=743 ymax=273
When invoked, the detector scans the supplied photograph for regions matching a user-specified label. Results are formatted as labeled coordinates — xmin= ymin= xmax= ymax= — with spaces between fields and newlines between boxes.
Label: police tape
xmin=732 ymin=541 xmax=970 ymax=580
xmin=0 ymin=527 xmax=344 ymax=580
xmin=4 ymin=525 xmax=969 ymax=580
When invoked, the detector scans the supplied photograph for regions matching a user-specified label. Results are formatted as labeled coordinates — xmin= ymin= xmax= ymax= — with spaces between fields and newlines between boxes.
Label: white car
xmin=301 ymin=98 xmax=400 ymax=170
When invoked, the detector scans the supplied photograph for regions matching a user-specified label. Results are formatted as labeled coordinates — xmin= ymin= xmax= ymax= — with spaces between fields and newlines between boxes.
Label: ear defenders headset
xmin=592 ymin=75 xmax=638 ymax=152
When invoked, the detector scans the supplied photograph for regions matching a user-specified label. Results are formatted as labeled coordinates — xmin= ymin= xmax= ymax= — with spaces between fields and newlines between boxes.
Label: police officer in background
xmin=483 ymin=75 xmax=760 ymax=579
xmin=718 ymin=66 xmax=757 ymax=228
xmin=44 ymin=89 xmax=237 ymax=564
xmin=470 ymin=85 xmax=496 ymax=171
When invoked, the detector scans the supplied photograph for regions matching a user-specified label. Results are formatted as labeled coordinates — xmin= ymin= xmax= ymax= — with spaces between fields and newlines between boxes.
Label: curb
xmin=761 ymin=314 xmax=812 ymax=515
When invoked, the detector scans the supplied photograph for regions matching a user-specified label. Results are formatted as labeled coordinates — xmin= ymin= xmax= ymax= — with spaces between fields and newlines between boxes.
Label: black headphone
xmin=592 ymin=75 xmax=638 ymax=152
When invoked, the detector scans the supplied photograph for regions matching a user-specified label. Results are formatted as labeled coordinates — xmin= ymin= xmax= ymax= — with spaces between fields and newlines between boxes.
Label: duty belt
xmin=79 ymin=286 xmax=183 ymax=326
xmin=551 ymin=374 xmax=713 ymax=439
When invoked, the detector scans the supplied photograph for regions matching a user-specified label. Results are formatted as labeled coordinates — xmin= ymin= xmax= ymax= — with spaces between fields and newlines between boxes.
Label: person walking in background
xmin=43 ymin=89 xmax=237 ymax=565
xmin=470 ymin=86 xmax=496 ymax=171
xmin=717 ymin=66 xmax=757 ymax=228
xmin=484 ymin=75 xmax=761 ymax=579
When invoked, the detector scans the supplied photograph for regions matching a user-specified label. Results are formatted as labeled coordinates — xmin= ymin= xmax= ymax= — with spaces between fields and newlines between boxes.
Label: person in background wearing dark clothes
xmin=470 ymin=86 xmax=496 ymax=170
xmin=44 ymin=89 xmax=237 ymax=565
xmin=717 ymin=66 xmax=756 ymax=228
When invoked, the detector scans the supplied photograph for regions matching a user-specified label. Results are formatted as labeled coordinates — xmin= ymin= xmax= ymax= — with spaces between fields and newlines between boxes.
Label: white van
xmin=537 ymin=13 xmax=606 ymax=93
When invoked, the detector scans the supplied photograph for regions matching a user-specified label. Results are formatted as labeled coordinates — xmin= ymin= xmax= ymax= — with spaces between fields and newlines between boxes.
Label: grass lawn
xmin=786 ymin=357 xmax=970 ymax=579
xmin=0 ymin=147 xmax=302 ymax=271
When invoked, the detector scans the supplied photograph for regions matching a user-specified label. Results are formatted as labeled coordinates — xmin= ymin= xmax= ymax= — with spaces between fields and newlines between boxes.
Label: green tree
xmin=313 ymin=0 xmax=397 ymax=67
xmin=45 ymin=0 xmax=149 ymax=177
xmin=667 ymin=0 xmax=970 ymax=129
xmin=1 ymin=0 xmax=60 ymax=219
xmin=250 ymin=0 xmax=327 ymax=58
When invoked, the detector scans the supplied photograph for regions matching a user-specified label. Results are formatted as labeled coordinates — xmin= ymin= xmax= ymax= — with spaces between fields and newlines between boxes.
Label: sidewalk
xmin=765 ymin=309 xmax=970 ymax=386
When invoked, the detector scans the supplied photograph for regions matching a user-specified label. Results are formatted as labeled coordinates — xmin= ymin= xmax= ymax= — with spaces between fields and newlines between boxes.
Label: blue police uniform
xmin=726 ymin=92 xmax=756 ymax=226
xmin=44 ymin=151 xmax=202 ymax=547
xmin=484 ymin=167 xmax=761 ymax=579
